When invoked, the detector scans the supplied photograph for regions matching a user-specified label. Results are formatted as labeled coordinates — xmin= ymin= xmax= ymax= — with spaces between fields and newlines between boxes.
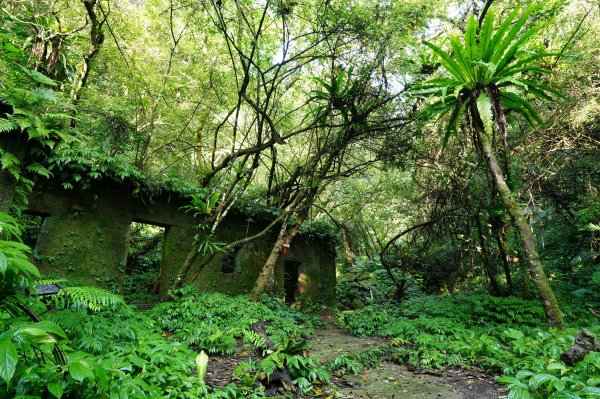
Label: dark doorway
xmin=222 ymin=246 xmax=241 ymax=274
xmin=124 ymin=221 xmax=166 ymax=303
xmin=284 ymin=260 xmax=301 ymax=304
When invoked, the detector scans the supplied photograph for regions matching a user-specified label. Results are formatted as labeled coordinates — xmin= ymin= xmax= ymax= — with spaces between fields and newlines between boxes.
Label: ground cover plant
xmin=337 ymin=293 xmax=600 ymax=398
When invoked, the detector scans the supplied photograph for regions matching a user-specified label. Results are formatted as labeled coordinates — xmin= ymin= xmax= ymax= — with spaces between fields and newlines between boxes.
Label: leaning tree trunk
xmin=476 ymin=126 xmax=563 ymax=328
xmin=250 ymin=219 xmax=300 ymax=300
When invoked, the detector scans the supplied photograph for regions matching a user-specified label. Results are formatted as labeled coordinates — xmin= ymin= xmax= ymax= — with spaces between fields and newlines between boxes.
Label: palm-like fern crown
xmin=413 ymin=5 xmax=569 ymax=143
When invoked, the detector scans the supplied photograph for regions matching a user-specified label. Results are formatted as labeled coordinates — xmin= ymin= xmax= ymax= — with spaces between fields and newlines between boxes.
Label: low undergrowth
xmin=151 ymin=285 xmax=323 ymax=355
xmin=2 ymin=284 xmax=330 ymax=398
xmin=0 ymin=213 xmax=330 ymax=398
xmin=337 ymin=295 xmax=600 ymax=399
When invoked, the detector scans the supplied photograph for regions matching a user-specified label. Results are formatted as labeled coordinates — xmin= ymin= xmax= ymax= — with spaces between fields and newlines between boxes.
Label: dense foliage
xmin=1 ymin=0 xmax=599 ymax=398
xmin=338 ymin=292 xmax=600 ymax=398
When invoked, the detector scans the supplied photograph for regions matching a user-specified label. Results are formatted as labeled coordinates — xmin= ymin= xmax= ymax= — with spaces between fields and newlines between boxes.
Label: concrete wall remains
xmin=21 ymin=179 xmax=335 ymax=304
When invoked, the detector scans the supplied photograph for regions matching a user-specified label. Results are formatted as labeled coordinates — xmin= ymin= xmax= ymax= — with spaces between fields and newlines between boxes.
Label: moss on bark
xmin=477 ymin=127 xmax=563 ymax=328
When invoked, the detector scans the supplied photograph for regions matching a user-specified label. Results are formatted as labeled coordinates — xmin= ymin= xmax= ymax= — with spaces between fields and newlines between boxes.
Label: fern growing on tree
xmin=413 ymin=6 xmax=569 ymax=328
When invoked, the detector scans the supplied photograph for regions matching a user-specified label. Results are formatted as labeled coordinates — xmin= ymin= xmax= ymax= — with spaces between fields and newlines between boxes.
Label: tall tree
xmin=413 ymin=6 xmax=567 ymax=328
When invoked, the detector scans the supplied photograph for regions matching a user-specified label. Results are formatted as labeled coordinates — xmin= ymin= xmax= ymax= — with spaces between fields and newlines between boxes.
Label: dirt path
xmin=308 ymin=324 xmax=506 ymax=399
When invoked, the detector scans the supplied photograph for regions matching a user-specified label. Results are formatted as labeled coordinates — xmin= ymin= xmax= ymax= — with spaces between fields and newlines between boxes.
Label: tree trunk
xmin=560 ymin=329 xmax=599 ymax=365
xmin=172 ymin=241 xmax=201 ymax=290
xmin=475 ymin=212 xmax=501 ymax=296
xmin=492 ymin=218 xmax=513 ymax=294
xmin=250 ymin=219 xmax=300 ymax=300
xmin=518 ymin=253 xmax=533 ymax=299
xmin=340 ymin=224 xmax=356 ymax=268
xmin=379 ymin=220 xmax=438 ymax=302
xmin=477 ymin=127 xmax=563 ymax=328
xmin=71 ymin=0 xmax=104 ymax=105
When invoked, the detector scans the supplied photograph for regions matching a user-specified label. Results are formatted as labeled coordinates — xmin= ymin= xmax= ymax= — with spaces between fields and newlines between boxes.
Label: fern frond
xmin=494 ymin=23 xmax=542 ymax=77
xmin=464 ymin=14 xmax=478 ymax=73
xmin=486 ymin=6 xmax=523 ymax=62
xmin=484 ymin=7 xmax=522 ymax=63
xmin=478 ymin=8 xmax=494 ymax=61
xmin=26 ymin=163 xmax=52 ymax=178
xmin=570 ymin=250 xmax=599 ymax=266
xmin=0 ymin=118 xmax=17 ymax=133
xmin=35 ymin=279 xmax=66 ymax=285
xmin=476 ymin=92 xmax=494 ymax=137
xmin=424 ymin=41 xmax=465 ymax=82
xmin=259 ymin=357 xmax=277 ymax=379
xmin=59 ymin=286 xmax=125 ymax=311
xmin=450 ymin=34 xmax=473 ymax=85
xmin=0 ymin=151 xmax=20 ymax=170
xmin=500 ymin=92 xmax=544 ymax=126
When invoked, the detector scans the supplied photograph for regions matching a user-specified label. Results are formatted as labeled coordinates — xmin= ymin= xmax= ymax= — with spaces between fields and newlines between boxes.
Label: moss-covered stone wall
xmin=22 ymin=180 xmax=336 ymax=304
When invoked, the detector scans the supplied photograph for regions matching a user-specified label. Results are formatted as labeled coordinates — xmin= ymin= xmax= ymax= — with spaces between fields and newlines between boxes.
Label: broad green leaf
xmin=500 ymin=92 xmax=544 ymax=126
xmin=69 ymin=359 xmax=95 ymax=382
xmin=492 ymin=7 xmax=534 ymax=66
xmin=14 ymin=327 xmax=56 ymax=345
xmin=313 ymin=77 xmax=331 ymax=93
xmin=518 ymin=80 xmax=572 ymax=101
xmin=35 ymin=320 xmax=67 ymax=340
xmin=18 ymin=65 xmax=57 ymax=86
xmin=516 ymin=370 xmax=536 ymax=379
xmin=580 ymin=387 xmax=600 ymax=396
xmin=495 ymin=24 xmax=542 ymax=76
xmin=498 ymin=53 xmax=555 ymax=77
xmin=487 ymin=6 xmax=525 ymax=62
xmin=508 ymin=386 xmax=533 ymax=399
xmin=464 ymin=14 xmax=478 ymax=66
xmin=442 ymin=98 xmax=469 ymax=147
xmin=530 ymin=373 xmax=558 ymax=388
xmin=548 ymin=392 xmax=583 ymax=399
xmin=48 ymin=381 xmax=64 ymax=399
xmin=455 ymin=98 xmax=470 ymax=135
xmin=527 ymin=87 xmax=554 ymax=102
xmin=476 ymin=92 xmax=494 ymax=137
xmin=334 ymin=70 xmax=347 ymax=95
xmin=497 ymin=375 xmax=520 ymax=385
xmin=0 ymin=341 xmax=17 ymax=385
xmin=546 ymin=361 xmax=567 ymax=371
xmin=484 ymin=6 xmax=522 ymax=62
xmin=9 ymin=257 xmax=40 ymax=278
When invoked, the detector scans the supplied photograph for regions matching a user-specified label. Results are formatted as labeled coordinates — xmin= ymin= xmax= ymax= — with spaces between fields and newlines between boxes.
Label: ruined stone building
xmin=0 ymin=138 xmax=336 ymax=304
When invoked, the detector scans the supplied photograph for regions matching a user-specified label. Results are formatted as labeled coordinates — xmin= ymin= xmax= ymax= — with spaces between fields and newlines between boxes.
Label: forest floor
xmin=307 ymin=322 xmax=505 ymax=398
xmin=203 ymin=311 xmax=506 ymax=398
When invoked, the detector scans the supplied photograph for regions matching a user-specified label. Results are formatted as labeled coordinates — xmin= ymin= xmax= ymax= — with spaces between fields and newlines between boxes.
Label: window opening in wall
xmin=18 ymin=212 xmax=47 ymax=250
xmin=123 ymin=221 xmax=166 ymax=303
xmin=284 ymin=260 xmax=301 ymax=304
xmin=222 ymin=246 xmax=241 ymax=274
